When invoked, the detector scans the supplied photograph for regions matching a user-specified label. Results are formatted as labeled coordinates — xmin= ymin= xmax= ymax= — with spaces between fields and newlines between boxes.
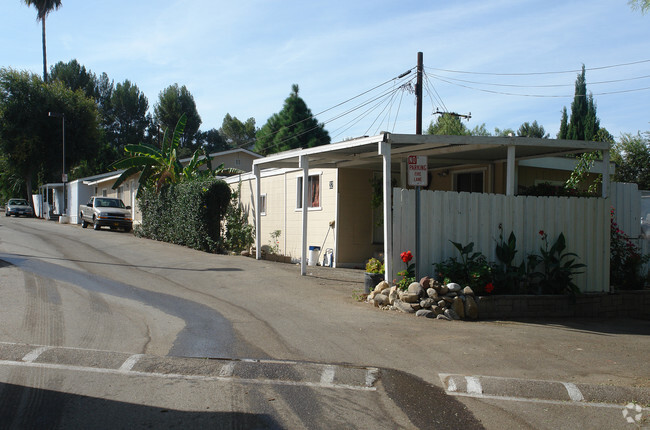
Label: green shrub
xmin=137 ymin=179 xmax=231 ymax=252
xmin=222 ymin=186 xmax=255 ymax=253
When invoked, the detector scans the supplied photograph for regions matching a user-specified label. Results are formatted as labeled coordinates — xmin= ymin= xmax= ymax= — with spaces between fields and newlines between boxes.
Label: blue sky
xmin=2 ymin=0 xmax=650 ymax=142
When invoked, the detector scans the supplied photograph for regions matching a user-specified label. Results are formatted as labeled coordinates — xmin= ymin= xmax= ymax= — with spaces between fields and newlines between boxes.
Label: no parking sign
xmin=407 ymin=155 xmax=428 ymax=187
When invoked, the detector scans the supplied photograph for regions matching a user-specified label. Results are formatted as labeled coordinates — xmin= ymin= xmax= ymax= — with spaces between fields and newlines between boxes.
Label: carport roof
xmin=253 ymin=133 xmax=610 ymax=170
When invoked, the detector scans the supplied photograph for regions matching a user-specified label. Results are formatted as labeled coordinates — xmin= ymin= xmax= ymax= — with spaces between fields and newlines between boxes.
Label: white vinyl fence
xmin=392 ymin=189 xmax=610 ymax=293
xmin=611 ymin=182 xmax=650 ymax=276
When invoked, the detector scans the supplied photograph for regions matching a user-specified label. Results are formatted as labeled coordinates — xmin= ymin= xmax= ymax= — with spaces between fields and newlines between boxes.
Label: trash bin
xmin=308 ymin=246 xmax=320 ymax=266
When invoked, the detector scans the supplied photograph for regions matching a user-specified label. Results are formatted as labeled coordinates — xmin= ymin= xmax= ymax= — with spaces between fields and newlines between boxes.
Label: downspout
xmin=506 ymin=145 xmax=516 ymax=196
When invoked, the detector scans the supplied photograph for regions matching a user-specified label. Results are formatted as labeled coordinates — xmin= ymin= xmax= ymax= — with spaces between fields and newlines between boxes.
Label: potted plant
xmin=364 ymin=258 xmax=385 ymax=294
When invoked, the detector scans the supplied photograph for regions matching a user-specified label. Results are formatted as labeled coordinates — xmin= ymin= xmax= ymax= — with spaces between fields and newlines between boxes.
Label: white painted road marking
xmin=119 ymin=354 xmax=144 ymax=372
xmin=22 ymin=346 xmax=52 ymax=363
xmin=219 ymin=361 xmax=235 ymax=377
xmin=320 ymin=365 xmax=336 ymax=385
xmin=466 ymin=376 xmax=482 ymax=395
xmin=562 ymin=382 xmax=584 ymax=402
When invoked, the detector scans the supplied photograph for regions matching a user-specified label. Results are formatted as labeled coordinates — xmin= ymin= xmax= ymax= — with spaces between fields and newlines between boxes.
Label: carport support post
xmin=506 ymin=145 xmax=516 ymax=196
xmin=254 ymin=164 xmax=261 ymax=260
xmin=379 ymin=141 xmax=392 ymax=283
xmin=602 ymin=149 xmax=610 ymax=198
xmin=300 ymin=155 xmax=309 ymax=276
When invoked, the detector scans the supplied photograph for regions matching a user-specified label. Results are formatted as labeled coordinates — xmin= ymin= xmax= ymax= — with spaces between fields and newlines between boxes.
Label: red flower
xmin=538 ymin=230 xmax=545 ymax=236
xmin=485 ymin=282 xmax=494 ymax=294
xmin=401 ymin=251 xmax=413 ymax=264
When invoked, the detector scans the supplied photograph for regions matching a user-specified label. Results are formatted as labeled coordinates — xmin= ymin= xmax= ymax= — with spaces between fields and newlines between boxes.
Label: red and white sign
xmin=407 ymin=155 xmax=428 ymax=187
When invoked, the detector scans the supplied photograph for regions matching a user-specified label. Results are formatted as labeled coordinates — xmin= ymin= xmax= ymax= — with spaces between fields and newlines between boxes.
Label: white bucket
xmin=308 ymin=246 xmax=320 ymax=266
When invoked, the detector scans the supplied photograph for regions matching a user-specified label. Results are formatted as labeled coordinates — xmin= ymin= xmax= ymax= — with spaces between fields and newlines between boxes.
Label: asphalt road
xmin=0 ymin=215 xmax=648 ymax=429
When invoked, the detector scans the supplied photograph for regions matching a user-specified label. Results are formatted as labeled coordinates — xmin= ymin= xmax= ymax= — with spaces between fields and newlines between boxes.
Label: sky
xmin=2 ymin=0 xmax=650 ymax=143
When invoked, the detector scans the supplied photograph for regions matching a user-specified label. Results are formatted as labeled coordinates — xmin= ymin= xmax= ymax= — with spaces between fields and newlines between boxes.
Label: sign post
xmin=407 ymin=155 xmax=428 ymax=281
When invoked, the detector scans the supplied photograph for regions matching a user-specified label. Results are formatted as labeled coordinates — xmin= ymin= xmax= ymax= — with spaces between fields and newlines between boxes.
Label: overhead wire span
xmin=427 ymin=72 xmax=650 ymax=88
xmin=425 ymin=59 xmax=650 ymax=76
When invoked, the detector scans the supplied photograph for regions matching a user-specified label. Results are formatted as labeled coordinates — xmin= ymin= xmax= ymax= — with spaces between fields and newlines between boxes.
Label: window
xmin=117 ymin=186 xmax=123 ymax=200
xmin=260 ymin=194 xmax=267 ymax=216
xmin=102 ymin=188 xmax=107 ymax=197
xmin=297 ymin=175 xmax=320 ymax=209
xmin=235 ymin=159 xmax=241 ymax=166
xmin=455 ymin=171 xmax=484 ymax=193
xmin=94 ymin=187 xmax=98 ymax=195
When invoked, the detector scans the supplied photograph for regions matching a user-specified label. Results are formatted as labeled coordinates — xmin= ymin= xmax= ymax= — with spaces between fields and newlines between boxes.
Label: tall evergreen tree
xmin=562 ymin=65 xmax=601 ymax=141
xmin=255 ymin=84 xmax=330 ymax=155
xmin=154 ymin=83 xmax=202 ymax=152
xmin=517 ymin=121 xmax=549 ymax=138
xmin=22 ymin=0 xmax=62 ymax=83
xmin=558 ymin=107 xmax=568 ymax=139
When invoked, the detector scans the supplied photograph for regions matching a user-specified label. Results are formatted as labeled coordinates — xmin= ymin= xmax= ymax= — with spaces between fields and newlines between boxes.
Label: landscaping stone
xmin=439 ymin=285 xmax=449 ymax=295
xmin=374 ymin=294 xmax=389 ymax=307
xmin=432 ymin=305 xmax=444 ymax=315
xmin=436 ymin=314 xmax=451 ymax=321
xmin=445 ymin=308 xmax=460 ymax=320
xmin=381 ymin=287 xmax=391 ymax=296
xmin=447 ymin=283 xmax=461 ymax=293
xmin=407 ymin=282 xmax=424 ymax=297
xmin=420 ymin=298 xmax=435 ymax=309
xmin=419 ymin=276 xmax=431 ymax=288
xmin=416 ymin=309 xmax=434 ymax=318
xmin=465 ymin=296 xmax=479 ymax=320
xmin=463 ymin=286 xmax=475 ymax=296
xmin=437 ymin=300 xmax=446 ymax=308
xmin=410 ymin=303 xmax=422 ymax=311
xmin=452 ymin=296 xmax=465 ymax=319
xmin=393 ymin=299 xmax=416 ymax=314
xmin=427 ymin=288 xmax=439 ymax=299
xmin=388 ymin=286 xmax=398 ymax=305
xmin=374 ymin=281 xmax=390 ymax=293
xmin=400 ymin=292 xmax=420 ymax=303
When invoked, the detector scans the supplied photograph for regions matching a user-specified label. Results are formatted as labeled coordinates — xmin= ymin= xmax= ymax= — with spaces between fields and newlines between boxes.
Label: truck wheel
xmin=81 ymin=219 xmax=88 ymax=228
xmin=93 ymin=218 xmax=100 ymax=230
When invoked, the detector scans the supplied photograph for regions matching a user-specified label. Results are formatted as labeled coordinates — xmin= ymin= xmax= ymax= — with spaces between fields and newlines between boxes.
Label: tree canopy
xmin=558 ymin=65 xmax=601 ymax=141
xmin=254 ymin=84 xmax=330 ymax=155
xmin=426 ymin=113 xmax=470 ymax=136
xmin=220 ymin=114 xmax=257 ymax=148
xmin=517 ymin=121 xmax=549 ymax=138
xmin=0 ymin=68 xmax=100 ymax=200
xmin=153 ymin=84 xmax=201 ymax=154
xmin=612 ymin=132 xmax=650 ymax=189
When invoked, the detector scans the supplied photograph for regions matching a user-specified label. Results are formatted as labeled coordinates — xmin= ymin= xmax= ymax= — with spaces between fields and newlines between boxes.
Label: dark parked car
xmin=5 ymin=199 xmax=34 ymax=217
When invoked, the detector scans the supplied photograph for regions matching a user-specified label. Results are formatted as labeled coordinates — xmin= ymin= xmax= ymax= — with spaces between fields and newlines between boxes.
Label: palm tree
xmin=23 ymin=0 xmax=62 ymax=83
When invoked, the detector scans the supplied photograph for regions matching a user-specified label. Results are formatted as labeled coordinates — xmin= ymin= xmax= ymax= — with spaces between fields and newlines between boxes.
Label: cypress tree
xmin=558 ymin=107 xmax=568 ymax=139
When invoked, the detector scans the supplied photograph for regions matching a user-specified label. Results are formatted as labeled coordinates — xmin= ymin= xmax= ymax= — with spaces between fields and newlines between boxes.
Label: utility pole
xmin=415 ymin=52 xmax=423 ymax=281
xmin=416 ymin=52 xmax=423 ymax=135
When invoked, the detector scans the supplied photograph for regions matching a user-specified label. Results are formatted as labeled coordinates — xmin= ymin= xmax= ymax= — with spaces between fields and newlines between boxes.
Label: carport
xmin=251 ymin=133 xmax=610 ymax=281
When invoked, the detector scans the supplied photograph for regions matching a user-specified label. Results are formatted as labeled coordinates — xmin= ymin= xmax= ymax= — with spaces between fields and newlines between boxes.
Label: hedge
xmin=137 ymin=179 xmax=231 ymax=253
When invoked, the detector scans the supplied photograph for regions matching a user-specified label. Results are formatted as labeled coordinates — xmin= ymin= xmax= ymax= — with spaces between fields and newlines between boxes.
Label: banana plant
xmin=111 ymin=114 xmax=188 ymax=196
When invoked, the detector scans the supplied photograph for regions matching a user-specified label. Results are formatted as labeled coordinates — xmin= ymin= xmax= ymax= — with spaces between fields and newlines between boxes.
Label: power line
xmin=426 ymin=72 xmax=650 ymax=89
xmin=425 ymin=59 xmax=650 ymax=76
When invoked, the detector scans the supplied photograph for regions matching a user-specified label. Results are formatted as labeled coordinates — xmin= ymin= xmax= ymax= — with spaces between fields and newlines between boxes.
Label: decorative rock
xmin=367 ymin=290 xmax=378 ymax=300
xmin=452 ymin=296 xmax=465 ymax=319
xmin=446 ymin=292 xmax=458 ymax=298
xmin=465 ymin=296 xmax=479 ymax=320
xmin=420 ymin=298 xmax=435 ymax=309
xmin=432 ymin=305 xmax=444 ymax=315
xmin=447 ymin=283 xmax=462 ymax=292
xmin=426 ymin=288 xmax=439 ymax=299
xmin=381 ymin=287 xmax=391 ymax=296
xmin=410 ymin=303 xmax=422 ymax=311
xmin=388 ymin=286 xmax=398 ymax=305
xmin=399 ymin=291 xmax=420 ymax=303
xmin=445 ymin=308 xmax=460 ymax=320
xmin=436 ymin=314 xmax=451 ymax=321
xmin=442 ymin=296 xmax=454 ymax=303
xmin=407 ymin=282 xmax=424 ymax=298
xmin=416 ymin=309 xmax=434 ymax=318
xmin=374 ymin=294 xmax=389 ymax=307
xmin=374 ymin=281 xmax=390 ymax=293
xmin=393 ymin=299 xmax=416 ymax=314
xmin=419 ymin=276 xmax=431 ymax=289
xmin=437 ymin=300 xmax=446 ymax=308
xmin=462 ymin=286 xmax=475 ymax=296
xmin=439 ymin=285 xmax=449 ymax=295
xmin=430 ymin=282 xmax=442 ymax=292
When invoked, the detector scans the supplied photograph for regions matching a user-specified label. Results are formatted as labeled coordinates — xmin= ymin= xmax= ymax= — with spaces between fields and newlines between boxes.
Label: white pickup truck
xmin=79 ymin=196 xmax=133 ymax=232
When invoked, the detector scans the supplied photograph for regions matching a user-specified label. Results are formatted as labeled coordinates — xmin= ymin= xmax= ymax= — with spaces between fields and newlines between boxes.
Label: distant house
xmin=226 ymin=133 xmax=612 ymax=289
xmin=37 ymin=148 xmax=261 ymax=225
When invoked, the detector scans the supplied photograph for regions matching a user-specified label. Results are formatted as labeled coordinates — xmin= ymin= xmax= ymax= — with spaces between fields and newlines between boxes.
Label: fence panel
xmin=393 ymin=190 xmax=610 ymax=293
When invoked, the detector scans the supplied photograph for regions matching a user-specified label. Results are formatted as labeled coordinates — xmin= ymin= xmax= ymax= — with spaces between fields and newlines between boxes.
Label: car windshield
xmin=95 ymin=198 xmax=125 ymax=208
xmin=8 ymin=199 xmax=28 ymax=206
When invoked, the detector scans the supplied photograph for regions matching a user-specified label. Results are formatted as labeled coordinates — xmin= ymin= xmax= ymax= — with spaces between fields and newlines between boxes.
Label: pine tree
xmin=255 ymin=84 xmax=330 ymax=155
xmin=558 ymin=107 xmax=568 ymax=139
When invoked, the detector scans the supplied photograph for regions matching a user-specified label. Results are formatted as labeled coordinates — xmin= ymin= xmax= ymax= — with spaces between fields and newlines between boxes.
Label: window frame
xmin=296 ymin=173 xmax=322 ymax=211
